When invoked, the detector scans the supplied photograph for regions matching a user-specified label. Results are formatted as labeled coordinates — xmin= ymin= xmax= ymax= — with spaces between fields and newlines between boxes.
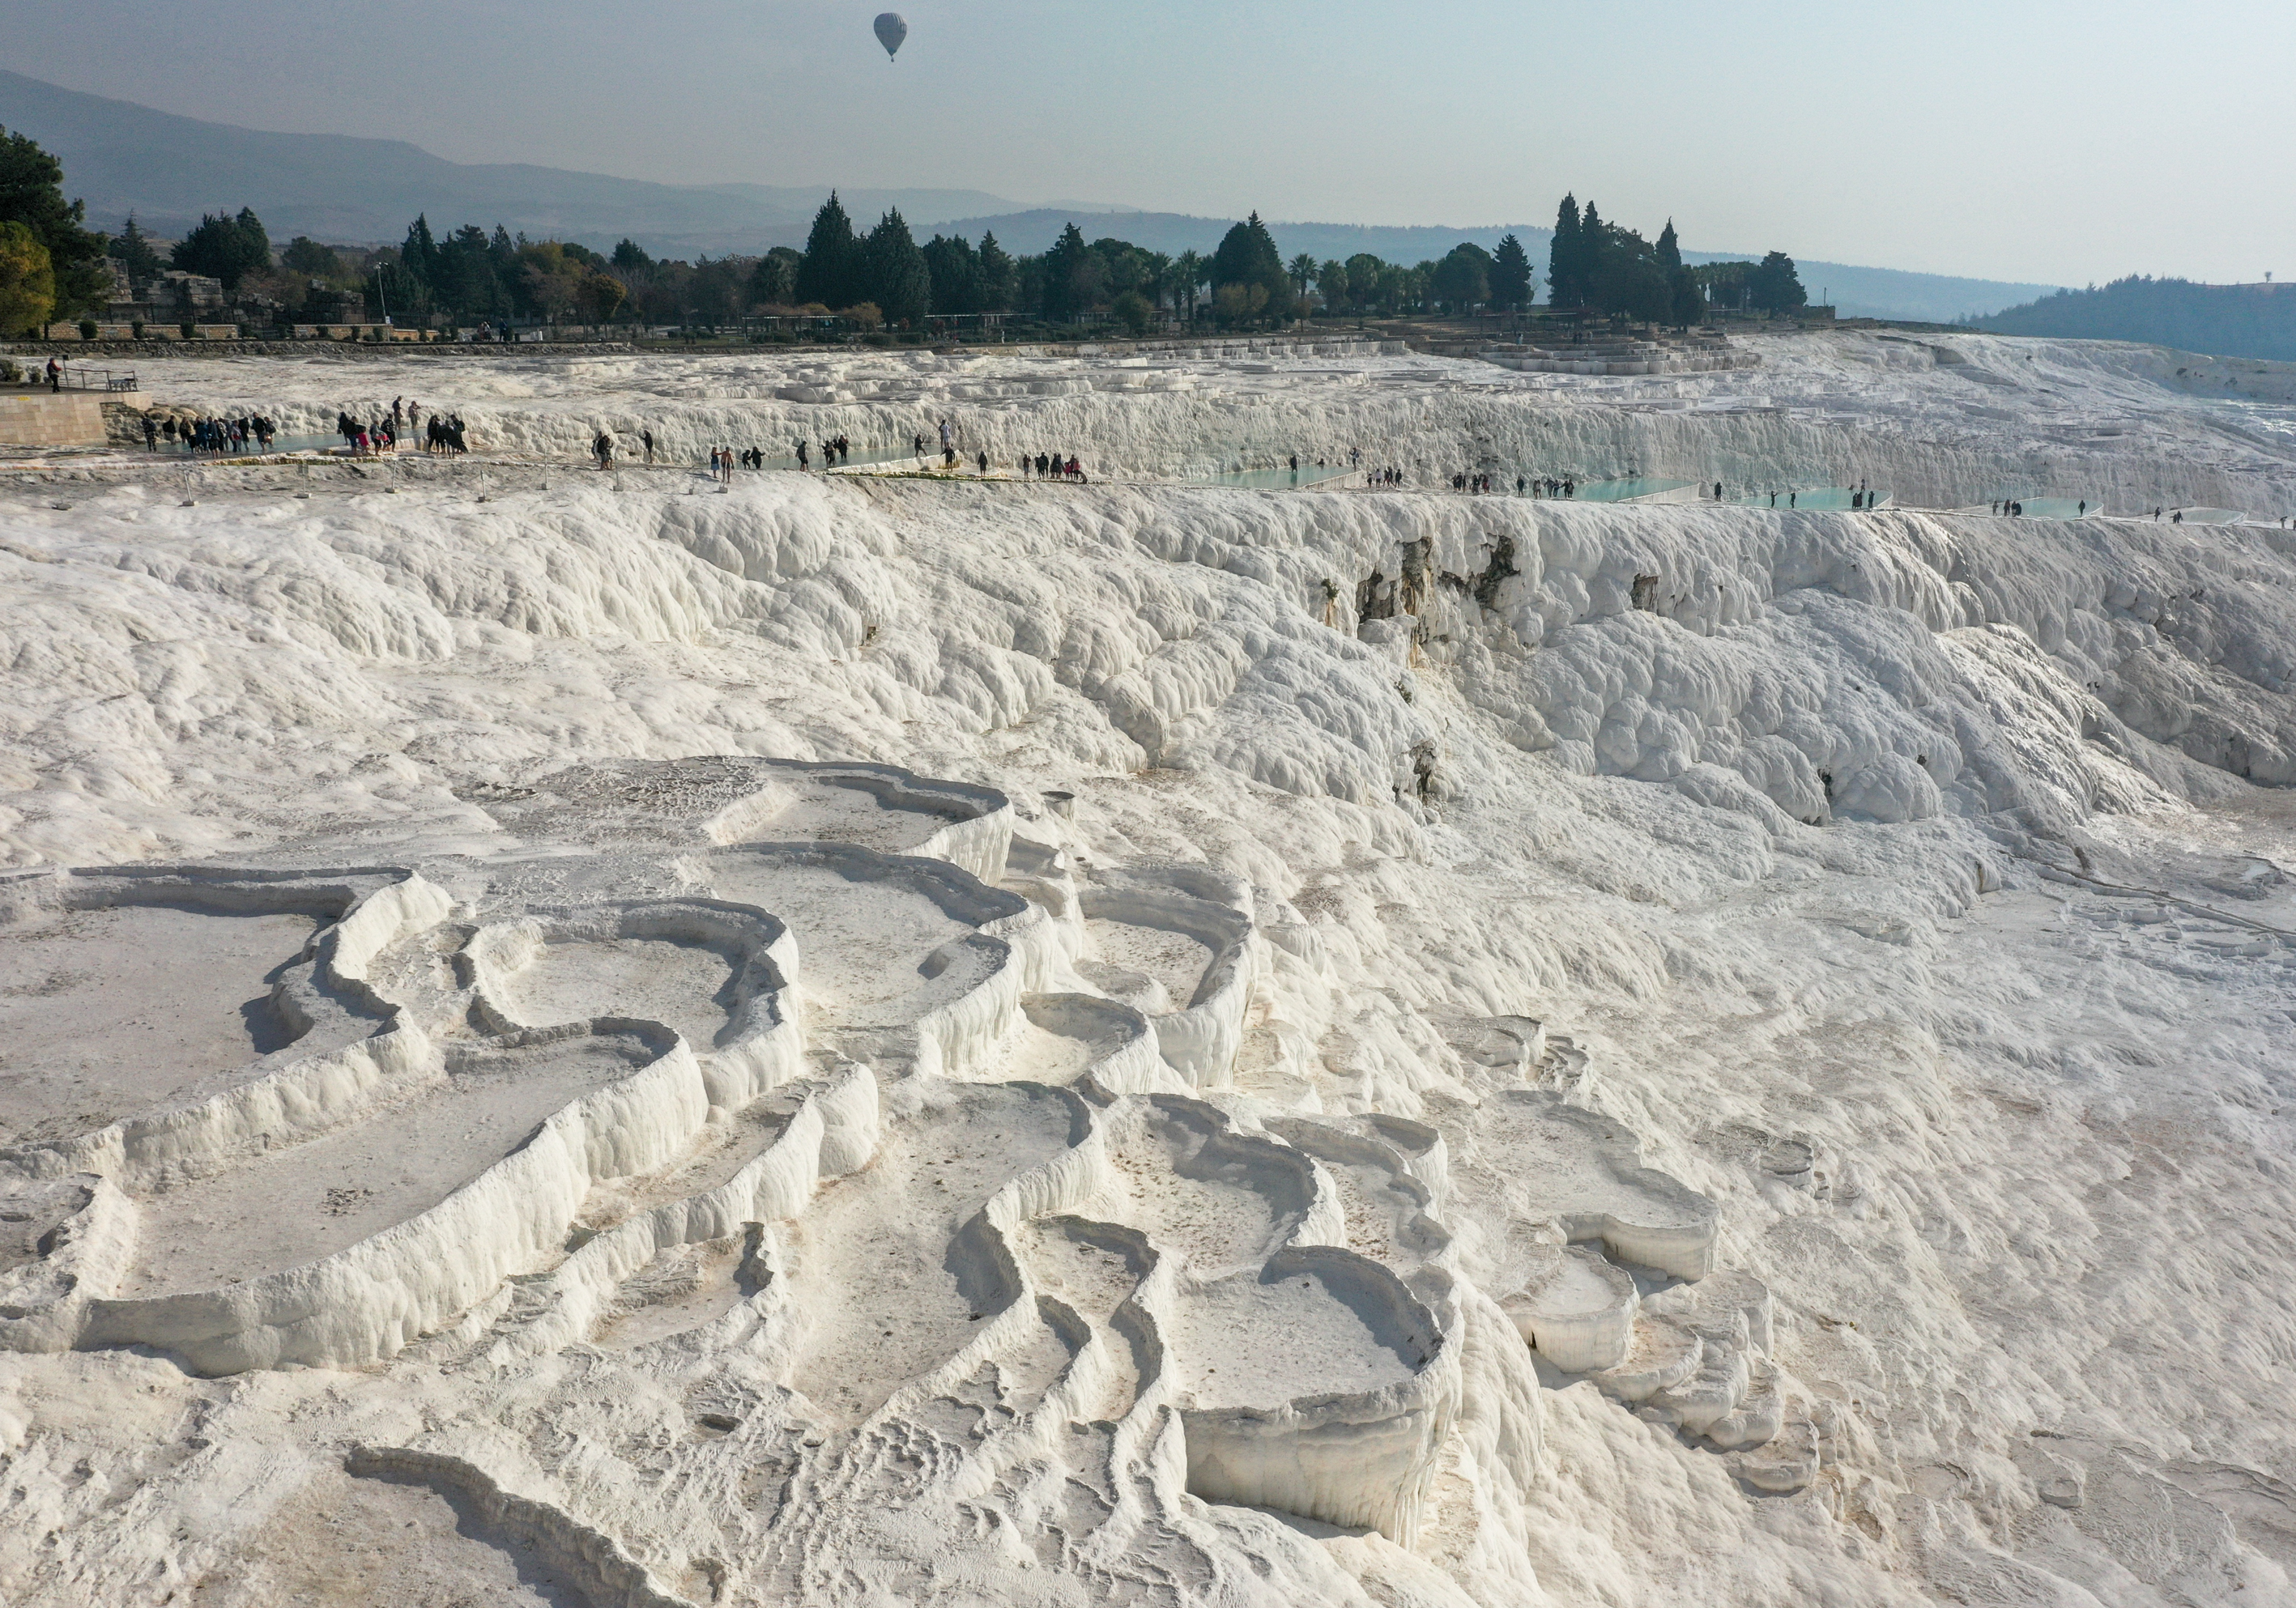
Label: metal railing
xmin=12 ymin=368 xmax=138 ymax=393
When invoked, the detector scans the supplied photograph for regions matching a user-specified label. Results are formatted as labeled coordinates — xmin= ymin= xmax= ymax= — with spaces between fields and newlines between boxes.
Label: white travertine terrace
xmin=4 ymin=331 xmax=2295 ymax=1605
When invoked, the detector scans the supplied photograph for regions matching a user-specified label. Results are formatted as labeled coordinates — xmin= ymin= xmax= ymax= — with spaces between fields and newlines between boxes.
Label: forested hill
xmin=1977 ymin=277 xmax=2296 ymax=362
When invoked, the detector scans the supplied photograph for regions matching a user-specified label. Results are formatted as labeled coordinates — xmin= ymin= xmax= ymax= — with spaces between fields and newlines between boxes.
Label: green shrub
xmin=131 ymin=321 xmax=145 ymax=339
xmin=77 ymin=317 xmax=96 ymax=340
xmin=180 ymin=321 xmax=196 ymax=339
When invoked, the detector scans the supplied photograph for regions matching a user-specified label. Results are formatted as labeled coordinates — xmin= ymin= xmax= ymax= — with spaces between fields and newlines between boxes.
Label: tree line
xmin=2 ymin=117 xmax=1819 ymax=341
xmin=329 ymin=199 xmax=1546 ymax=334
xmin=1547 ymin=195 xmax=1806 ymax=322
xmin=1973 ymin=276 xmax=2296 ymax=364
xmin=0 ymin=123 xmax=110 ymax=334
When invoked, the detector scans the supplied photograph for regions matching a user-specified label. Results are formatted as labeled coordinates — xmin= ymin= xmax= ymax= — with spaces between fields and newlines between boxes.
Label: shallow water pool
xmin=1191 ymin=462 xmax=1357 ymax=491
xmin=1736 ymin=487 xmax=1889 ymax=512
xmin=1574 ymin=478 xmax=1694 ymax=503
xmin=1986 ymin=496 xmax=2098 ymax=520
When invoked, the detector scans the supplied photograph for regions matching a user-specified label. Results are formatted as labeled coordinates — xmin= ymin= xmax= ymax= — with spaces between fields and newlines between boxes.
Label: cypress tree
xmin=1041 ymin=222 xmax=1097 ymax=321
xmin=1656 ymin=218 xmax=1681 ymax=272
xmin=1576 ymin=201 xmax=1608 ymax=311
xmin=922 ymin=234 xmax=982 ymax=314
xmin=978 ymin=232 xmax=1014 ymax=311
xmin=1548 ymin=195 xmax=1582 ymax=308
xmin=862 ymin=208 xmax=932 ymax=327
xmin=794 ymin=192 xmax=862 ymax=308
xmin=400 ymin=214 xmax=438 ymax=291
xmin=1670 ymin=267 xmax=1705 ymax=327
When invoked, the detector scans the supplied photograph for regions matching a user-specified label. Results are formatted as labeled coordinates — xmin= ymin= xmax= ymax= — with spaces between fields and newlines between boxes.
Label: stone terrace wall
xmin=0 ymin=393 xmax=107 ymax=447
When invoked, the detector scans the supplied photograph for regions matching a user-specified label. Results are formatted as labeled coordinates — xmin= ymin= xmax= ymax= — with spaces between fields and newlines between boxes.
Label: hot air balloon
xmin=874 ymin=12 xmax=907 ymax=60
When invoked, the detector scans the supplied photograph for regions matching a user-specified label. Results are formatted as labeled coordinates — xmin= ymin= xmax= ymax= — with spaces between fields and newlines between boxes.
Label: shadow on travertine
xmin=0 ymin=755 xmax=1805 ymax=1604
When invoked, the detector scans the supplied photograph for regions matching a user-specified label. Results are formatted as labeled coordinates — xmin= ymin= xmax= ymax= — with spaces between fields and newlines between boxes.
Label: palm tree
xmin=1171 ymin=250 xmax=1206 ymax=321
xmin=1289 ymin=253 xmax=1318 ymax=300
xmin=1144 ymin=251 xmax=1174 ymax=314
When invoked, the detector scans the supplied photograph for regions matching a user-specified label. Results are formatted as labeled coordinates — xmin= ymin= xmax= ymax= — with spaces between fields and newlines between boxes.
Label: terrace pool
xmin=1191 ymin=462 xmax=1357 ymax=491
xmin=1574 ymin=478 xmax=1695 ymax=503
xmin=1987 ymin=496 xmax=2098 ymax=520
xmin=1736 ymin=487 xmax=1889 ymax=512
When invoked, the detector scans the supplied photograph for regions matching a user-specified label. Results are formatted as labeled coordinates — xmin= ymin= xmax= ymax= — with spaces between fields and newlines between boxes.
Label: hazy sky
xmin=3 ymin=0 xmax=2288 ymax=286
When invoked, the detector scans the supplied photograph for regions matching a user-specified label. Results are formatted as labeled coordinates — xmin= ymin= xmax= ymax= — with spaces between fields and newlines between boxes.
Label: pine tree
xmin=1491 ymin=234 xmax=1534 ymax=311
xmin=1211 ymin=212 xmax=1287 ymax=314
xmin=1748 ymin=250 xmax=1807 ymax=313
xmin=109 ymin=212 xmax=164 ymax=283
xmin=0 ymin=125 xmax=112 ymax=318
xmin=171 ymin=210 xmax=271 ymax=295
xmin=282 ymin=236 xmax=341 ymax=277
xmin=794 ymin=192 xmax=862 ymax=308
xmin=1432 ymin=243 xmax=1493 ymax=312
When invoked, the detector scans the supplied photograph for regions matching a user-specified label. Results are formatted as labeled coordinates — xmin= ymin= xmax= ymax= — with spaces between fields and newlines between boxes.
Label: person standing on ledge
xmin=642 ymin=429 xmax=656 ymax=465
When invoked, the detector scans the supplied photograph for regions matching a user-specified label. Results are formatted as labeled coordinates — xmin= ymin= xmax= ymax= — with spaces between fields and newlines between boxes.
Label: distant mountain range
xmin=1 ymin=69 xmax=2060 ymax=322
xmin=0 ymin=70 xmax=1016 ymax=256
xmin=1977 ymin=277 xmax=2296 ymax=363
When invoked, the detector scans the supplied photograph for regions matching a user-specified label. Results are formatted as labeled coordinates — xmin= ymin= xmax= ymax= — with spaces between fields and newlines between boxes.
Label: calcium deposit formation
xmin=3 ymin=330 xmax=2295 ymax=1607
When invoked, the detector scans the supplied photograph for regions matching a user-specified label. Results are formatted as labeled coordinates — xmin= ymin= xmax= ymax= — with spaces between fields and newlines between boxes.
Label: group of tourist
xmin=709 ymin=445 xmax=782 ymax=481
xmin=334 ymin=411 xmax=401 ymax=456
xmin=1020 ymin=452 xmax=1087 ymax=482
xmin=590 ymin=431 xmax=674 ymax=470
xmin=148 ymin=414 xmax=276 ymax=455
xmin=799 ymin=434 xmax=857 ymax=470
